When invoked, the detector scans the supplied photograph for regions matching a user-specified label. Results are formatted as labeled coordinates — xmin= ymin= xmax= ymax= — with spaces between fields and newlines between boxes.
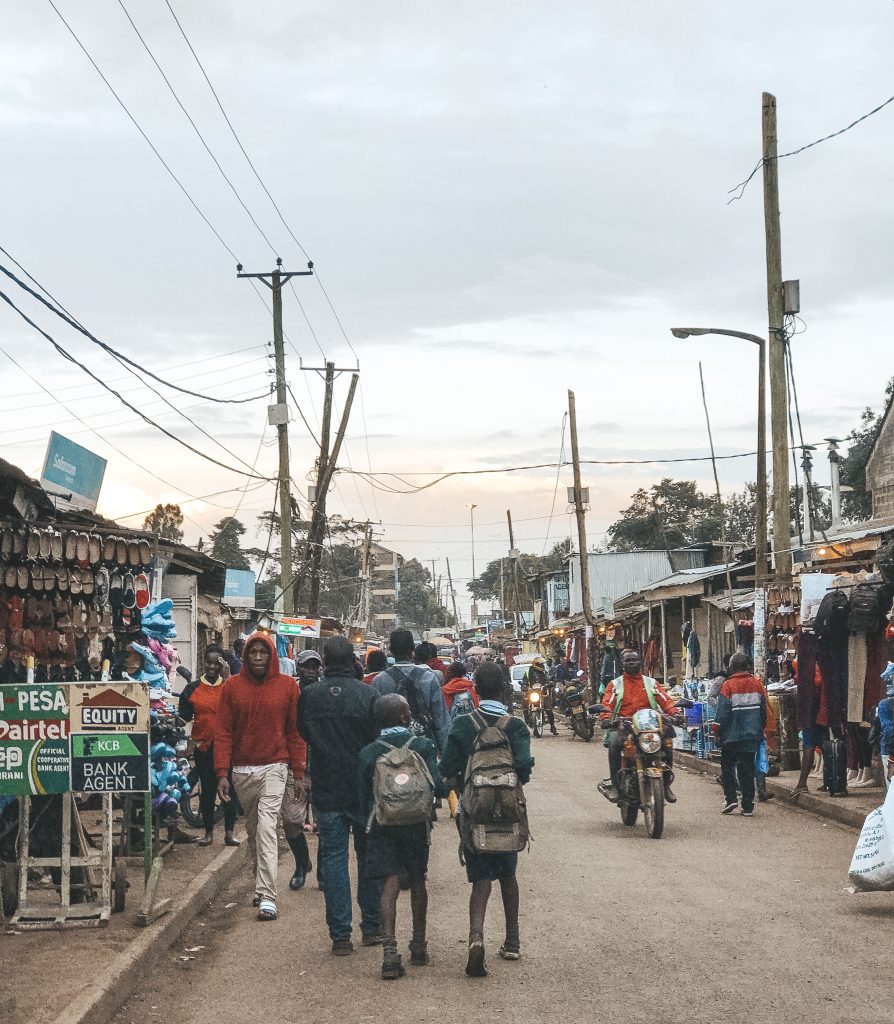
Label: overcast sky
xmin=1 ymin=1 xmax=892 ymax=618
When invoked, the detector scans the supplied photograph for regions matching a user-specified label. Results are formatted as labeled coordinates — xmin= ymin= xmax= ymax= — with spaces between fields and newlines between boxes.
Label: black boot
xmin=287 ymin=834 xmax=312 ymax=891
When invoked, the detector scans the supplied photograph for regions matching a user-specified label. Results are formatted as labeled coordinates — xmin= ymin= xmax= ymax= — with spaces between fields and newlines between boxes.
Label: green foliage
xmin=209 ymin=517 xmax=250 ymax=570
xmin=396 ymin=559 xmax=453 ymax=627
xmin=142 ymin=503 xmax=184 ymax=543
xmin=467 ymin=538 xmax=572 ymax=605
xmin=839 ymin=378 xmax=894 ymax=521
xmin=607 ymin=479 xmax=722 ymax=551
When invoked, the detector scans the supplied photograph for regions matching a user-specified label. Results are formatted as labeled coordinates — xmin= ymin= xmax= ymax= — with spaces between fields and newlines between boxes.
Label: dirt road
xmin=113 ymin=733 xmax=892 ymax=1024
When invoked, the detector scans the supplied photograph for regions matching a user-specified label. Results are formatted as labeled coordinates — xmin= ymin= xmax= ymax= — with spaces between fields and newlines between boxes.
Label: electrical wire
xmin=0 ymin=288 xmax=272 ymax=481
xmin=729 ymin=93 xmax=894 ymax=202
xmin=116 ymin=0 xmax=280 ymax=258
xmin=46 ymin=0 xmax=240 ymax=264
xmin=0 ymin=257 xmax=269 ymax=405
xmin=540 ymin=413 xmax=568 ymax=557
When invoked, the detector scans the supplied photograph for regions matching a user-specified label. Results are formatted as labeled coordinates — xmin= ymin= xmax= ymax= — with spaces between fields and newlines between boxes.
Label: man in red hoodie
xmin=215 ymin=632 xmax=306 ymax=921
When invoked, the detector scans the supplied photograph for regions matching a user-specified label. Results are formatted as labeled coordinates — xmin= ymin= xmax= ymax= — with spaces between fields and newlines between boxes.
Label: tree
xmin=209 ymin=517 xmax=250 ymax=570
xmin=396 ymin=558 xmax=452 ymax=627
xmin=839 ymin=378 xmax=894 ymax=521
xmin=143 ymin=503 xmax=184 ymax=543
xmin=467 ymin=540 xmax=573 ymax=607
xmin=607 ymin=479 xmax=722 ymax=551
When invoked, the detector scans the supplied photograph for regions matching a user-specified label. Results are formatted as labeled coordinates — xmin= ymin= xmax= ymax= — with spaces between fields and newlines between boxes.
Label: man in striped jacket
xmin=715 ymin=652 xmax=768 ymax=817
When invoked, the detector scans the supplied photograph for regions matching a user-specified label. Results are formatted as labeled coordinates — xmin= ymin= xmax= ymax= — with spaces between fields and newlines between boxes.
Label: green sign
xmin=0 ymin=685 xmax=71 ymax=795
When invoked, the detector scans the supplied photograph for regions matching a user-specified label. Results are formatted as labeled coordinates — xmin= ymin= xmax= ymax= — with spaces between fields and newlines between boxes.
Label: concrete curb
xmin=51 ymin=841 xmax=248 ymax=1024
xmin=675 ymin=750 xmax=873 ymax=830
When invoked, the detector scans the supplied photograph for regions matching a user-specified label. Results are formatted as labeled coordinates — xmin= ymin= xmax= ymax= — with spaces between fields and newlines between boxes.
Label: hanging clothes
xmin=643 ymin=636 xmax=660 ymax=677
xmin=796 ymin=630 xmax=819 ymax=730
xmin=686 ymin=629 xmax=701 ymax=678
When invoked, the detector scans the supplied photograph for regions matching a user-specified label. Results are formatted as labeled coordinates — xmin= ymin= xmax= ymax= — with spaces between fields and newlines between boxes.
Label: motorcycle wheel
xmin=620 ymin=802 xmax=638 ymax=826
xmin=180 ymin=770 xmax=224 ymax=829
xmin=533 ymin=709 xmax=544 ymax=738
xmin=642 ymin=775 xmax=665 ymax=839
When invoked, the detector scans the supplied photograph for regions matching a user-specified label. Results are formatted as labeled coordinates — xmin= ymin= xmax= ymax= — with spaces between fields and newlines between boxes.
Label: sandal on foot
xmin=251 ymin=894 xmax=262 ymax=907
xmin=465 ymin=941 xmax=487 ymax=977
xmin=499 ymin=941 xmax=521 ymax=960
xmin=257 ymin=898 xmax=277 ymax=921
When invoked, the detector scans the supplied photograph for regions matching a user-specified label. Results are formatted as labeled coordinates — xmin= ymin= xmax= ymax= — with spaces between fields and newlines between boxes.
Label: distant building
xmin=866 ymin=393 xmax=894 ymax=520
xmin=370 ymin=541 xmax=401 ymax=633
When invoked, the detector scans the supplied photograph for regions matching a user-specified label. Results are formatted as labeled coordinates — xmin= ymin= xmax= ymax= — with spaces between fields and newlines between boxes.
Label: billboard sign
xmin=224 ymin=569 xmax=257 ymax=608
xmin=0 ymin=684 xmax=71 ymax=795
xmin=70 ymin=733 xmax=150 ymax=792
xmin=278 ymin=616 xmax=322 ymax=638
xmin=68 ymin=683 xmax=150 ymax=734
xmin=40 ymin=431 xmax=107 ymax=511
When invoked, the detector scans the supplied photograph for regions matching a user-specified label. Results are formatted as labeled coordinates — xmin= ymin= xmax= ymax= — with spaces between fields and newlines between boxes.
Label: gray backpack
xmin=370 ymin=741 xmax=435 ymax=828
xmin=460 ymin=711 xmax=529 ymax=853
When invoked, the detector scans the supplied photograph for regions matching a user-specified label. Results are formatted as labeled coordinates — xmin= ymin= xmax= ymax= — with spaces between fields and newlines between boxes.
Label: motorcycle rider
xmin=600 ymin=648 xmax=678 ymax=804
xmin=523 ymin=656 xmax=558 ymax=735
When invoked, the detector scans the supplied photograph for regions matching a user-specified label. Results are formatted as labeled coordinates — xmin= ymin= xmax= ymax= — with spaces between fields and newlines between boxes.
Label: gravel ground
xmin=112 ymin=733 xmax=894 ymax=1024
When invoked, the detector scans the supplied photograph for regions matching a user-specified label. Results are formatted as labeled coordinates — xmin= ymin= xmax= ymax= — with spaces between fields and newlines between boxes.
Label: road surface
xmin=114 ymin=730 xmax=892 ymax=1024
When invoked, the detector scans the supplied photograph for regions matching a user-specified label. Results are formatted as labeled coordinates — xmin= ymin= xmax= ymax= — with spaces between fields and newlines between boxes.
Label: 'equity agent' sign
xmin=69 ymin=684 xmax=150 ymax=734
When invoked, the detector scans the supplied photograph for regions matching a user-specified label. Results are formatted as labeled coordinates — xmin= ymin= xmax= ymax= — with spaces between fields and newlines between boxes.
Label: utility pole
xmin=507 ymin=509 xmax=521 ymax=637
xmin=305 ymin=372 xmax=359 ymax=615
xmin=446 ymin=557 xmax=460 ymax=633
xmin=500 ymin=558 xmax=506 ymax=626
xmin=762 ymin=92 xmax=791 ymax=580
xmin=359 ymin=522 xmax=372 ymax=635
xmin=237 ymin=259 xmax=314 ymax=612
xmin=567 ymin=390 xmax=599 ymax=692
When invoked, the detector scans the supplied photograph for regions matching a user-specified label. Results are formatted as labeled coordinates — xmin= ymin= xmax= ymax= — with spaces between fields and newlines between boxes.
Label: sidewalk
xmin=1 ymin=834 xmax=247 ymax=1024
xmin=675 ymin=750 xmax=885 ymax=830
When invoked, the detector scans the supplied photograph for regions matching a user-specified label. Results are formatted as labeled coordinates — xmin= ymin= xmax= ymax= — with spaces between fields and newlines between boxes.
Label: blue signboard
xmin=224 ymin=569 xmax=256 ymax=608
xmin=40 ymin=432 xmax=107 ymax=511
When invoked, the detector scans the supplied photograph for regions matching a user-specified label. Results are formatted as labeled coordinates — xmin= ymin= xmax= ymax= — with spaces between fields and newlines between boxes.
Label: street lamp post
xmin=670 ymin=327 xmax=767 ymax=583
xmin=466 ymin=502 xmax=478 ymax=629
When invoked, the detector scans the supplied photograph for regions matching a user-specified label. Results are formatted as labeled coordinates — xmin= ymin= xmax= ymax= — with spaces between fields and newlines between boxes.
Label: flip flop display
xmin=134 ymin=573 xmax=150 ymax=609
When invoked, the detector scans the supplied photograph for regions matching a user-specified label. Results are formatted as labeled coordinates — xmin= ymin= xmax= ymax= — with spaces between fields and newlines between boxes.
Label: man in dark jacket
xmin=373 ymin=629 xmax=450 ymax=753
xmin=715 ymin=652 xmax=768 ymax=817
xmin=297 ymin=635 xmax=380 ymax=954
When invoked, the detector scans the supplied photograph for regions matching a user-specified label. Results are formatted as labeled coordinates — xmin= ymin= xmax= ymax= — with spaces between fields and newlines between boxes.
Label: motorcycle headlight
xmin=638 ymin=731 xmax=662 ymax=754
xmin=529 ymin=691 xmax=540 ymax=703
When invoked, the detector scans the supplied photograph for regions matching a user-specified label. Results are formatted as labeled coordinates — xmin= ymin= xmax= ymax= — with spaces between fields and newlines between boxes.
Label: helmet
xmin=532 ymin=657 xmax=546 ymax=669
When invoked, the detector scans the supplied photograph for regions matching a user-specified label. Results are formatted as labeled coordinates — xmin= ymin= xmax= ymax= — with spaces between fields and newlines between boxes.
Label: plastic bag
xmin=756 ymin=739 xmax=769 ymax=776
xmin=848 ymin=782 xmax=894 ymax=891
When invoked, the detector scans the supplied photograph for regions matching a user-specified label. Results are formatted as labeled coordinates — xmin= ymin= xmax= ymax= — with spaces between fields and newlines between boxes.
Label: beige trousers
xmin=232 ymin=763 xmax=289 ymax=901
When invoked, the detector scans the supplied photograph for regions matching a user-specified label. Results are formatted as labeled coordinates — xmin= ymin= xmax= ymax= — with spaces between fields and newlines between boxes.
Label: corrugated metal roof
xmin=638 ymin=562 xmax=734 ymax=592
xmin=568 ymin=550 xmax=674 ymax=617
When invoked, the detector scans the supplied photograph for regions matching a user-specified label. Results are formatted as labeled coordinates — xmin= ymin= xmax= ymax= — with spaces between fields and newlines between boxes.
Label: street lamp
xmin=670 ymin=327 xmax=767 ymax=583
xmin=465 ymin=503 xmax=478 ymax=580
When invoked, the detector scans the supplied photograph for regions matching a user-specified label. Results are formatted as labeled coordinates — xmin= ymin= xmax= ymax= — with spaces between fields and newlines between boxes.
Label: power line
xmin=116 ymin=0 xmax=280 ymax=257
xmin=0 ymin=255 xmax=269 ymax=405
xmin=729 ymin=92 xmax=894 ymax=201
xmin=0 ymin=288 xmax=272 ymax=481
xmin=46 ymin=0 xmax=240 ymax=263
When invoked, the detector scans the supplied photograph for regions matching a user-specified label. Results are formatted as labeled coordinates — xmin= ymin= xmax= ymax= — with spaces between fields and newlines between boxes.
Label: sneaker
xmin=499 ymin=941 xmax=521 ymax=961
xmin=465 ymin=941 xmax=487 ymax=978
xmin=332 ymin=938 xmax=354 ymax=956
xmin=408 ymin=941 xmax=430 ymax=966
xmin=362 ymin=932 xmax=384 ymax=947
xmin=381 ymin=952 xmax=405 ymax=980
xmin=757 ymin=793 xmax=775 ymax=803
xmin=721 ymin=802 xmax=738 ymax=814
xmin=741 ymin=809 xmax=754 ymax=817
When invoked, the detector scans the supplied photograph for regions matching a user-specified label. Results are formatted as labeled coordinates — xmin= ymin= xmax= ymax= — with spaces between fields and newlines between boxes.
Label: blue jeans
xmin=317 ymin=810 xmax=382 ymax=941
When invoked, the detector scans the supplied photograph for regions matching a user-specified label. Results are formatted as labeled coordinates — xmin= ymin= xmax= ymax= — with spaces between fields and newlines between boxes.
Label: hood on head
xmin=242 ymin=632 xmax=281 ymax=683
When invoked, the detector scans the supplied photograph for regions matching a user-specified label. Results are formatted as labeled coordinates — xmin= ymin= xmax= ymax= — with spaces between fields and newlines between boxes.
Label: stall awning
xmin=701 ymin=589 xmax=756 ymax=613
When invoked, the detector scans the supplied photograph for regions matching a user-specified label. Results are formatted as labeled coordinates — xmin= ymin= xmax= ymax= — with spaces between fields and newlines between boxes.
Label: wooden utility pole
xmin=446 ymin=557 xmax=460 ymax=632
xmin=306 ymin=372 xmax=359 ymax=615
xmin=358 ymin=522 xmax=373 ymax=634
xmin=762 ymin=92 xmax=791 ymax=580
xmin=568 ymin=390 xmax=599 ymax=690
xmin=237 ymin=259 xmax=313 ymax=612
xmin=507 ymin=509 xmax=520 ymax=636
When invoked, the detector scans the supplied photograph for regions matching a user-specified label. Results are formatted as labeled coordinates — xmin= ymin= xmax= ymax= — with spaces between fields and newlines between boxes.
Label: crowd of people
xmin=196 ymin=627 xmax=533 ymax=981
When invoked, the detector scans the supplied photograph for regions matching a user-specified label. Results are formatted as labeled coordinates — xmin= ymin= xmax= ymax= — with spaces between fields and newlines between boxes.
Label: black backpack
xmin=848 ymin=582 xmax=891 ymax=634
xmin=813 ymin=590 xmax=849 ymax=638
xmin=385 ymin=666 xmax=435 ymax=740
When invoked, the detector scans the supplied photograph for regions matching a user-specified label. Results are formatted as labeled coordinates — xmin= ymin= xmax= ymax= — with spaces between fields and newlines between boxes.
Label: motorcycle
xmin=598 ymin=707 xmax=673 ymax=839
xmin=563 ymin=682 xmax=594 ymax=741
xmin=523 ymin=684 xmax=545 ymax=738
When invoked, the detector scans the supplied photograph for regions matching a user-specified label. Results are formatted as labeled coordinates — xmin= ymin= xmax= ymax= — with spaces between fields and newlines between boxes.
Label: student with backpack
xmin=372 ymin=629 xmax=450 ymax=754
xmin=358 ymin=694 xmax=446 ymax=980
xmin=442 ymin=661 xmax=479 ymax=717
xmin=439 ymin=661 xmax=534 ymax=978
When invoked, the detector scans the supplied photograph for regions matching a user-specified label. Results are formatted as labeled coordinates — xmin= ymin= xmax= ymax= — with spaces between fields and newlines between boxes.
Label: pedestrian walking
xmin=178 ymin=645 xmax=240 ymax=848
xmin=440 ymin=662 xmax=534 ymax=977
xmin=297 ymin=635 xmax=382 ymax=954
xmin=373 ymin=629 xmax=449 ymax=754
xmin=364 ymin=648 xmax=388 ymax=684
xmin=441 ymin=661 xmax=479 ymax=715
xmin=214 ymin=632 xmax=307 ymax=921
xmin=358 ymin=694 xmax=446 ymax=980
xmin=715 ymin=652 xmax=768 ymax=817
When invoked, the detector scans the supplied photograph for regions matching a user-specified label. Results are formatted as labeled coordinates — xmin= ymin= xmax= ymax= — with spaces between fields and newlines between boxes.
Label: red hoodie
xmin=213 ymin=633 xmax=307 ymax=778
xmin=442 ymin=675 xmax=479 ymax=712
